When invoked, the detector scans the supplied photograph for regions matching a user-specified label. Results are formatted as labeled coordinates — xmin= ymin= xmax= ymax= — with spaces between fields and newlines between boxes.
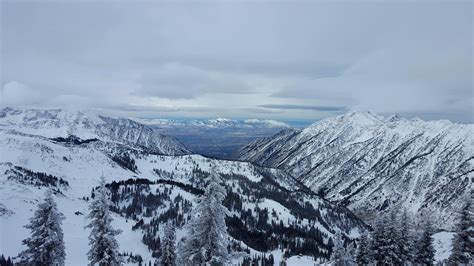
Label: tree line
xmin=331 ymin=195 xmax=474 ymax=265
xmin=6 ymin=173 xmax=473 ymax=265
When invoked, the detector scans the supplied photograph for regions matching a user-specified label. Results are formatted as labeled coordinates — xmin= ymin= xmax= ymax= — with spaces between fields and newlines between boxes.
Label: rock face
xmin=0 ymin=107 xmax=190 ymax=155
xmin=238 ymin=112 xmax=474 ymax=228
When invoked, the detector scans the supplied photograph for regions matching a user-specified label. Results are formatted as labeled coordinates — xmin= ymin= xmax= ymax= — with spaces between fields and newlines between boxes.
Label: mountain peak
xmin=342 ymin=111 xmax=383 ymax=122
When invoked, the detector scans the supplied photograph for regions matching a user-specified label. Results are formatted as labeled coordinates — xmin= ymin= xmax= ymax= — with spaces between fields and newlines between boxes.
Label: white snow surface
xmin=239 ymin=111 xmax=474 ymax=228
xmin=432 ymin=231 xmax=455 ymax=262
xmin=0 ymin=114 xmax=361 ymax=264
xmin=0 ymin=107 xmax=189 ymax=155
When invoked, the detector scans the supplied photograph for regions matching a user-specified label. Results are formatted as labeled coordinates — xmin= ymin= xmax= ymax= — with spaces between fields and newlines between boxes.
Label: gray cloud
xmin=259 ymin=104 xmax=347 ymax=112
xmin=134 ymin=63 xmax=254 ymax=99
xmin=1 ymin=1 xmax=472 ymax=122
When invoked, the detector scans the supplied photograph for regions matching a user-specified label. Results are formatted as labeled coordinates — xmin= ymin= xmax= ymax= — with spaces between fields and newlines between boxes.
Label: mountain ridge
xmin=0 ymin=107 xmax=190 ymax=156
xmin=132 ymin=117 xmax=290 ymax=129
xmin=238 ymin=111 xmax=474 ymax=229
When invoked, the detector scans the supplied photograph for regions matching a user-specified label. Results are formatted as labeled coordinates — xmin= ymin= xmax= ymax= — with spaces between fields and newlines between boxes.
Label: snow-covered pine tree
xmin=414 ymin=220 xmax=435 ymax=265
xmin=356 ymin=233 xmax=370 ymax=265
xmin=18 ymin=189 xmax=66 ymax=265
xmin=448 ymin=193 xmax=474 ymax=264
xmin=177 ymin=166 xmax=230 ymax=265
xmin=344 ymin=242 xmax=356 ymax=265
xmin=161 ymin=221 xmax=176 ymax=266
xmin=398 ymin=208 xmax=415 ymax=264
xmin=330 ymin=231 xmax=345 ymax=265
xmin=369 ymin=215 xmax=388 ymax=265
xmin=330 ymin=231 xmax=354 ymax=265
xmin=385 ymin=209 xmax=402 ymax=265
xmin=85 ymin=175 xmax=122 ymax=266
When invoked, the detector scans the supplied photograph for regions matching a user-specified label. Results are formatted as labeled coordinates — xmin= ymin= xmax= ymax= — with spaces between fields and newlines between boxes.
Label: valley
xmin=0 ymin=108 xmax=471 ymax=265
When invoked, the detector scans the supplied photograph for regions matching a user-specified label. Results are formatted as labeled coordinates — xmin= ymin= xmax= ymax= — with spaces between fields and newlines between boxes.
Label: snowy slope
xmin=238 ymin=112 xmax=474 ymax=229
xmin=432 ymin=231 xmax=455 ymax=262
xmin=0 ymin=110 xmax=366 ymax=264
xmin=0 ymin=107 xmax=190 ymax=155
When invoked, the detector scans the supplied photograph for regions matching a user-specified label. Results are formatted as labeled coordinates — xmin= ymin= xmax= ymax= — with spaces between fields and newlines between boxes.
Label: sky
xmin=1 ymin=1 xmax=472 ymax=123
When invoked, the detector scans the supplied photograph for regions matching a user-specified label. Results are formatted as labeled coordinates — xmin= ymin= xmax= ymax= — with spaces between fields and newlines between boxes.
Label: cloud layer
xmin=1 ymin=1 xmax=472 ymax=122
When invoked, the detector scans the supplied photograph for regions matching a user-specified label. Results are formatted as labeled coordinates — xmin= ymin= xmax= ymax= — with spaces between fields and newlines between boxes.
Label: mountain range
xmin=238 ymin=111 xmax=474 ymax=229
xmin=0 ymin=107 xmax=366 ymax=265
xmin=133 ymin=117 xmax=289 ymax=129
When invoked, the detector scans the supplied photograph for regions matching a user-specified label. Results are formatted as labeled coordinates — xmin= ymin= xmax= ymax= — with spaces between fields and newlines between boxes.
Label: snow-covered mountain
xmin=133 ymin=117 xmax=289 ymax=129
xmin=238 ymin=112 xmax=474 ymax=229
xmin=0 ymin=107 xmax=366 ymax=264
xmin=0 ymin=107 xmax=190 ymax=155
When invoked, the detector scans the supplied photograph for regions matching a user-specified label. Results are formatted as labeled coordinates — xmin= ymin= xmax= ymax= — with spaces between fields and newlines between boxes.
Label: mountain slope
xmin=238 ymin=112 xmax=474 ymax=228
xmin=0 ymin=107 xmax=190 ymax=155
xmin=0 ymin=108 xmax=366 ymax=264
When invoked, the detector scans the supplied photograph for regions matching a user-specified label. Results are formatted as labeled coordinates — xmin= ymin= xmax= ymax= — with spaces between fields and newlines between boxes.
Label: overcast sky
xmin=1 ymin=1 xmax=472 ymax=123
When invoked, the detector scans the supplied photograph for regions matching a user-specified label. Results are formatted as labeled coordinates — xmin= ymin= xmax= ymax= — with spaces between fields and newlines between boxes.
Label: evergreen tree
xmin=345 ymin=242 xmax=356 ymax=266
xmin=356 ymin=233 xmax=370 ymax=265
xmin=0 ymin=254 xmax=14 ymax=266
xmin=85 ymin=176 xmax=122 ymax=265
xmin=177 ymin=167 xmax=230 ymax=265
xmin=368 ymin=211 xmax=406 ymax=265
xmin=330 ymin=231 xmax=354 ymax=266
xmin=415 ymin=220 xmax=435 ymax=265
xmin=161 ymin=221 xmax=176 ymax=266
xmin=330 ymin=231 xmax=345 ymax=264
xmin=18 ymin=190 xmax=66 ymax=265
xmin=448 ymin=193 xmax=474 ymax=264
xmin=370 ymin=216 xmax=388 ymax=265
xmin=398 ymin=208 xmax=415 ymax=264
xmin=385 ymin=209 xmax=402 ymax=265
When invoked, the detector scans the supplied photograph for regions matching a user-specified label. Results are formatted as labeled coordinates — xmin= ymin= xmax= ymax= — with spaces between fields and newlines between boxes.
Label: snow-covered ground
xmin=432 ymin=231 xmax=455 ymax=262
xmin=0 ymin=108 xmax=459 ymax=265
xmin=0 ymin=130 xmax=361 ymax=264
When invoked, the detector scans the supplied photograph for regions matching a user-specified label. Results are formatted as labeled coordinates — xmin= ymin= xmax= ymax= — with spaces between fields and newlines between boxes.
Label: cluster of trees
xmin=121 ymin=252 xmax=144 ymax=264
xmin=107 ymin=180 xmax=192 ymax=256
xmin=357 ymin=209 xmax=436 ymax=265
xmin=13 ymin=169 xmax=233 ymax=265
xmin=111 ymin=152 xmax=138 ymax=172
xmin=12 ymin=166 xmax=472 ymax=265
xmin=448 ymin=194 xmax=474 ymax=264
xmin=0 ymin=255 xmax=13 ymax=266
xmin=331 ymin=195 xmax=474 ymax=265
xmin=109 ymin=168 xmax=338 ymax=260
xmin=239 ymin=253 xmax=275 ymax=266
xmin=218 ymin=172 xmax=338 ymax=259
xmin=50 ymin=135 xmax=98 ymax=145
xmin=7 ymin=165 xmax=69 ymax=189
